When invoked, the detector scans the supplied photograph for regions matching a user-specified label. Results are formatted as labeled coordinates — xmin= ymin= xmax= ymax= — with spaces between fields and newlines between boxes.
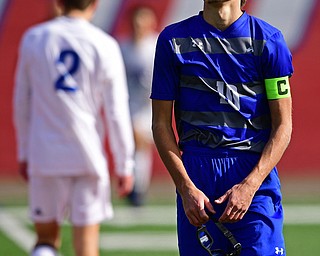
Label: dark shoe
xmin=127 ymin=190 xmax=145 ymax=207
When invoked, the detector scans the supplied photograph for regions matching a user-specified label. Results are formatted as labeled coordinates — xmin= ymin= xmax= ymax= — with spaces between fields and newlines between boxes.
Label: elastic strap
xmin=214 ymin=221 xmax=242 ymax=255
xmin=206 ymin=210 xmax=242 ymax=255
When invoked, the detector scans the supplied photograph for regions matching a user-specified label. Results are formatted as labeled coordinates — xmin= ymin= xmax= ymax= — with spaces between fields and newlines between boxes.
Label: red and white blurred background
xmin=1 ymin=0 xmax=319 ymax=179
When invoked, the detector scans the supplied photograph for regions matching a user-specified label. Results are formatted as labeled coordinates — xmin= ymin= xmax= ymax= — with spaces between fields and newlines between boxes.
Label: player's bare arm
xmin=152 ymin=99 xmax=215 ymax=226
xmin=18 ymin=161 xmax=28 ymax=181
xmin=116 ymin=175 xmax=134 ymax=198
xmin=216 ymin=96 xmax=292 ymax=223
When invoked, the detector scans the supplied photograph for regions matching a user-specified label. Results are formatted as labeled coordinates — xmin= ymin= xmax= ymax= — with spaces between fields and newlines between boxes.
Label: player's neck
xmin=203 ymin=4 xmax=243 ymax=31
xmin=63 ymin=9 xmax=94 ymax=21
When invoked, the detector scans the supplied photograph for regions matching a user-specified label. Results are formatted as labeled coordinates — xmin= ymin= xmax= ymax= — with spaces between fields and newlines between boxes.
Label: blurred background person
xmin=13 ymin=0 xmax=135 ymax=255
xmin=119 ymin=5 xmax=159 ymax=206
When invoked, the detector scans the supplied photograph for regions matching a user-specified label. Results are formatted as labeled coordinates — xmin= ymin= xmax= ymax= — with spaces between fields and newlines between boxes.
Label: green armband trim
xmin=265 ymin=76 xmax=291 ymax=100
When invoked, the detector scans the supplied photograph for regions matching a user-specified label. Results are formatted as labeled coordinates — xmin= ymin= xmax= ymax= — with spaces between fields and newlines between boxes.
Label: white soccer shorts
xmin=29 ymin=175 xmax=113 ymax=226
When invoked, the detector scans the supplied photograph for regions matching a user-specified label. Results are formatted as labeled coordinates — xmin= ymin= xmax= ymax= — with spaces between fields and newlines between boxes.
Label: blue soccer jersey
xmin=151 ymin=11 xmax=293 ymax=153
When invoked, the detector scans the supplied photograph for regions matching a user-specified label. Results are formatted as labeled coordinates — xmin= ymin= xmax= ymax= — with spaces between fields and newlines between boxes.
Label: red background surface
xmin=0 ymin=0 xmax=319 ymax=178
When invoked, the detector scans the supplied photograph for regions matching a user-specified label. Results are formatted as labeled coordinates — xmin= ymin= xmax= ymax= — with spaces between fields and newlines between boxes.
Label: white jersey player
xmin=13 ymin=0 xmax=135 ymax=255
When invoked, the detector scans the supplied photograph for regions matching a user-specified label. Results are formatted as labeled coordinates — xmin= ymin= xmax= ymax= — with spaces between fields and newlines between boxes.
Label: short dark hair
xmin=241 ymin=0 xmax=247 ymax=7
xmin=62 ymin=0 xmax=96 ymax=12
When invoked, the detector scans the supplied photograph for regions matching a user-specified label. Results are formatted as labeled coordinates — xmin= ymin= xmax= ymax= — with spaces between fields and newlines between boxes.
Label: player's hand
xmin=180 ymin=185 xmax=215 ymax=227
xmin=18 ymin=161 xmax=28 ymax=181
xmin=215 ymin=181 xmax=257 ymax=223
xmin=116 ymin=175 xmax=134 ymax=198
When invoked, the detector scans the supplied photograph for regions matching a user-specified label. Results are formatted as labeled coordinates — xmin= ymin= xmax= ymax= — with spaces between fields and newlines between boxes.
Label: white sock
xmin=31 ymin=245 xmax=57 ymax=256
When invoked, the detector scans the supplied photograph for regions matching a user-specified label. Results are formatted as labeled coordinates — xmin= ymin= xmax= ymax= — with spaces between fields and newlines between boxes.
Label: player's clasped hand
xmin=117 ymin=175 xmax=134 ymax=198
xmin=181 ymin=185 xmax=216 ymax=227
xmin=215 ymin=182 xmax=257 ymax=223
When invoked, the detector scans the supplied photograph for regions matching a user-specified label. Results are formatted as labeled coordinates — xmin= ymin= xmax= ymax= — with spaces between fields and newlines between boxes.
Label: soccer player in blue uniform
xmin=151 ymin=0 xmax=293 ymax=255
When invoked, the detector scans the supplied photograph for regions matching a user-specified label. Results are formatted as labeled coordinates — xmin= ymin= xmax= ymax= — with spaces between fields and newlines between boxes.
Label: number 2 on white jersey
xmin=55 ymin=49 xmax=80 ymax=92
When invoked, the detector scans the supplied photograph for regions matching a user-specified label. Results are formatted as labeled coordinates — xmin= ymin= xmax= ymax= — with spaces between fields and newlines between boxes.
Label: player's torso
xmin=23 ymin=17 xmax=111 ymax=174
xmin=168 ymin=13 xmax=272 ymax=152
xmin=24 ymin=17 xmax=109 ymax=133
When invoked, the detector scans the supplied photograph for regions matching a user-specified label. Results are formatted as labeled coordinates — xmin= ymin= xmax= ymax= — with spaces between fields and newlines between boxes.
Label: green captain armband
xmin=265 ymin=76 xmax=291 ymax=100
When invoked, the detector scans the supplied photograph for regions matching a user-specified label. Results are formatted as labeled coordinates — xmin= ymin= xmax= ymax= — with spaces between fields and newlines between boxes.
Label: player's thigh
xmin=231 ymin=210 xmax=286 ymax=256
xmin=176 ymin=196 xmax=203 ymax=256
xmin=70 ymin=176 xmax=113 ymax=226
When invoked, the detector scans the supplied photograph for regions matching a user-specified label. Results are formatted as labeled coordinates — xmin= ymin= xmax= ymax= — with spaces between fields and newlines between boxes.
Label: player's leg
xmin=177 ymin=151 xmax=233 ymax=255
xmin=70 ymin=175 xmax=113 ymax=255
xmin=73 ymin=223 xmax=100 ymax=256
xmin=129 ymin=139 xmax=153 ymax=206
xmin=177 ymin=193 xmax=229 ymax=256
xmin=230 ymin=209 xmax=285 ymax=256
xmin=128 ymin=109 xmax=153 ymax=206
xmin=32 ymin=222 xmax=60 ymax=256
xmin=178 ymin=149 xmax=286 ymax=255
xmin=210 ymin=156 xmax=286 ymax=255
xmin=29 ymin=176 xmax=68 ymax=255
xmin=232 ymin=167 xmax=286 ymax=255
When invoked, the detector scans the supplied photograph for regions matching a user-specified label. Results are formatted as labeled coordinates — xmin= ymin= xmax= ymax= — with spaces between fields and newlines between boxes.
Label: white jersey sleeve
xmin=14 ymin=34 xmax=31 ymax=162
xmin=101 ymin=39 xmax=135 ymax=177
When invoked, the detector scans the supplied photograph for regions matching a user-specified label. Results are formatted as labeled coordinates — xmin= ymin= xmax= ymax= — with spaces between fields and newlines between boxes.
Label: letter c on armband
xmin=265 ymin=76 xmax=291 ymax=100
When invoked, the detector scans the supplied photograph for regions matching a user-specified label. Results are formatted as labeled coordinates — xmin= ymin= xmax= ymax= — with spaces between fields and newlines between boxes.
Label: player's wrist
xmin=242 ymin=174 xmax=262 ymax=192
xmin=176 ymin=179 xmax=197 ymax=197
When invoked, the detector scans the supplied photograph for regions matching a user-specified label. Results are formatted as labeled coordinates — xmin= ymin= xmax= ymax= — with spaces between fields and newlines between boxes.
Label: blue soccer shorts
xmin=177 ymin=148 xmax=286 ymax=256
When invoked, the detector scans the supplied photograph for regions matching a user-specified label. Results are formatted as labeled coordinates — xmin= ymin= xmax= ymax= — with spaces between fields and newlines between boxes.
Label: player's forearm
xmin=109 ymin=119 xmax=135 ymax=176
xmin=246 ymin=124 xmax=291 ymax=190
xmin=105 ymin=102 xmax=135 ymax=176
xmin=13 ymin=86 xmax=30 ymax=161
xmin=103 ymin=75 xmax=135 ymax=176
xmin=152 ymin=122 xmax=195 ymax=195
xmin=244 ymin=98 xmax=292 ymax=191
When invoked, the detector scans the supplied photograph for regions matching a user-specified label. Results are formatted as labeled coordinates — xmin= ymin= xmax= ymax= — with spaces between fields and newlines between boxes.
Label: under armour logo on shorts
xmin=275 ymin=247 xmax=284 ymax=255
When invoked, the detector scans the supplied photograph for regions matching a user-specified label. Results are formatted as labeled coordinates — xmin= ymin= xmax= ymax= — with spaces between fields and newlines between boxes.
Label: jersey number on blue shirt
xmin=217 ymin=81 xmax=240 ymax=110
